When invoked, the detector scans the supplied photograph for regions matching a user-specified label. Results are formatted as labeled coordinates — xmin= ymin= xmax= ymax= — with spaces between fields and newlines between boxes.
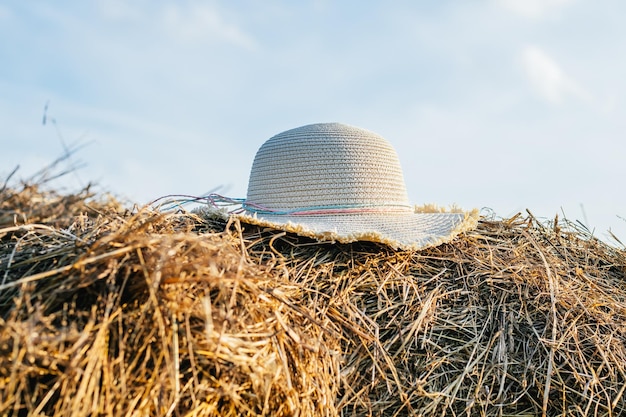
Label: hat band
xmin=152 ymin=194 xmax=411 ymax=217
xmin=242 ymin=202 xmax=413 ymax=216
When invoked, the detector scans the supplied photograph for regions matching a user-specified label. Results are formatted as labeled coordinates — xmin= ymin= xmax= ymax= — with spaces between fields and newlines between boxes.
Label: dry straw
xmin=1 ymin=179 xmax=626 ymax=416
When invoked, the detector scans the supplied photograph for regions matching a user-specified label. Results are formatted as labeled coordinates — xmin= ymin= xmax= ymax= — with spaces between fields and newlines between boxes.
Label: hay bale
xmin=1 ymin=183 xmax=625 ymax=416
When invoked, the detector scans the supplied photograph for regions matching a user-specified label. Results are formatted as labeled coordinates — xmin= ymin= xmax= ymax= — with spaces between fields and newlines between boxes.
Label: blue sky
xmin=2 ymin=0 xmax=625 ymax=243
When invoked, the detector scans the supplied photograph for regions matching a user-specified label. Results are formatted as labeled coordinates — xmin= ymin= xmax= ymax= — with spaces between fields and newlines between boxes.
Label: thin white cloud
xmin=521 ymin=45 xmax=587 ymax=103
xmin=0 ymin=5 xmax=11 ymax=20
xmin=161 ymin=4 xmax=257 ymax=50
xmin=96 ymin=0 xmax=142 ymax=20
xmin=95 ymin=1 xmax=257 ymax=50
xmin=497 ymin=0 xmax=574 ymax=18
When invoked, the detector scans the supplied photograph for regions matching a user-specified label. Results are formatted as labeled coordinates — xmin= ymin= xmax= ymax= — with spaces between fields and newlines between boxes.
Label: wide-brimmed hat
xmin=217 ymin=122 xmax=478 ymax=250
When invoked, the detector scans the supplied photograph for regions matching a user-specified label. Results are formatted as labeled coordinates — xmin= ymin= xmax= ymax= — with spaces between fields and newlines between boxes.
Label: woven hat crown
xmin=246 ymin=123 xmax=411 ymax=212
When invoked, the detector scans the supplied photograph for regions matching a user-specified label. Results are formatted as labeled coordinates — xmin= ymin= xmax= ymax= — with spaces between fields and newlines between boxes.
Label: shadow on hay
xmin=1 ymin=181 xmax=626 ymax=416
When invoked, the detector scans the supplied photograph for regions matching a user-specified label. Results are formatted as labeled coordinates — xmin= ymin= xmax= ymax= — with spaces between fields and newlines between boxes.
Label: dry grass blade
xmin=1 ymin=181 xmax=626 ymax=416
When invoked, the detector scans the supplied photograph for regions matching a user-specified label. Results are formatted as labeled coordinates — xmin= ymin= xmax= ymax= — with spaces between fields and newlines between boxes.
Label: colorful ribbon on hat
xmin=241 ymin=201 xmax=412 ymax=216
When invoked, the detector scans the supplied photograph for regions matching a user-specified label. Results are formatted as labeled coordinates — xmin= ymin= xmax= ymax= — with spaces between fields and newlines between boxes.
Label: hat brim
xmin=231 ymin=206 xmax=479 ymax=250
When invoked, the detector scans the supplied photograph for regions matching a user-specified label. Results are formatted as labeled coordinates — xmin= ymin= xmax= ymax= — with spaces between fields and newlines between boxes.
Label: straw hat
xmin=230 ymin=122 xmax=478 ymax=250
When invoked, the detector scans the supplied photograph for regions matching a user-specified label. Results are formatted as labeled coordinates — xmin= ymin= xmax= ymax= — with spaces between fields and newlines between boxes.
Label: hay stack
xmin=1 ymin=182 xmax=625 ymax=416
